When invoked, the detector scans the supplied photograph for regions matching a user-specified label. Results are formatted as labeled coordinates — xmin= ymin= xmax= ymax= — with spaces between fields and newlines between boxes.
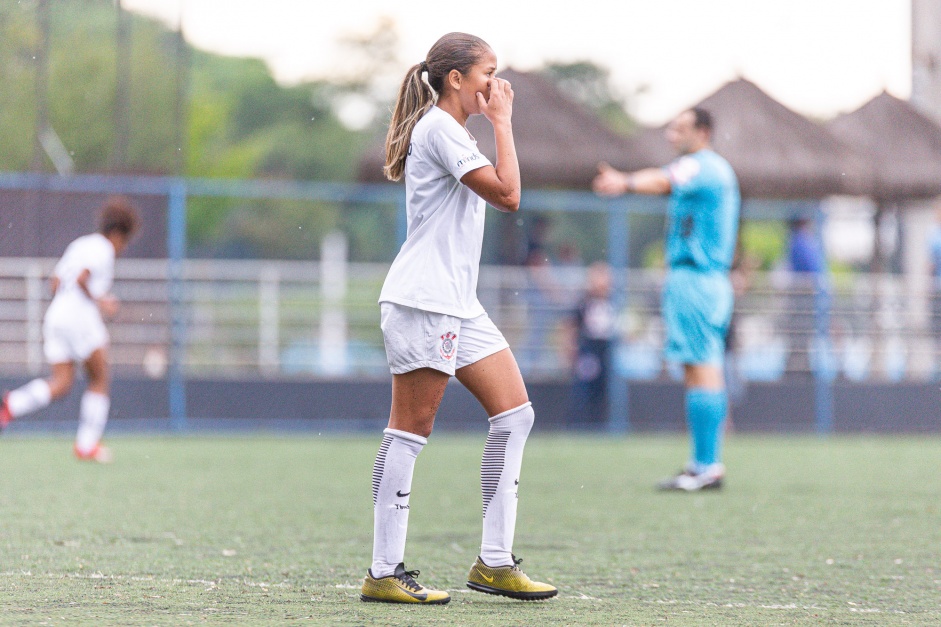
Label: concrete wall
xmin=0 ymin=191 xmax=167 ymax=258
xmin=2 ymin=376 xmax=939 ymax=435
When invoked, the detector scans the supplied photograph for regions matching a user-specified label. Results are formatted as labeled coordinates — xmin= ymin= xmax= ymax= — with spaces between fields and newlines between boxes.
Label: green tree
xmin=0 ymin=1 xmax=39 ymax=170
xmin=0 ymin=0 xmax=387 ymax=259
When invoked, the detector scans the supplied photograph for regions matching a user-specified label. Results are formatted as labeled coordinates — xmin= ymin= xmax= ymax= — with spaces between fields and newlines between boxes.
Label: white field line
xmin=0 ymin=570 xmax=290 ymax=589
xmin=1 ymin=572 xmax=909 ymax=613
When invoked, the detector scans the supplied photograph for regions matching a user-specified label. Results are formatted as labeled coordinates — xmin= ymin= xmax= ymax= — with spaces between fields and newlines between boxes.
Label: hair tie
xmin=419 ymin=61 xmax=428 ymax=73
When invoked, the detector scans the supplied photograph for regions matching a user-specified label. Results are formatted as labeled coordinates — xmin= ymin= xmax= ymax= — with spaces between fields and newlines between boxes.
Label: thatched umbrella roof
xmin=356 ymin=68 xmax=634 ymax=189
xmin=826 ymin=91 xmax=941 ymax=202
xmin=618 ymin=78 xmax=871 ymax=199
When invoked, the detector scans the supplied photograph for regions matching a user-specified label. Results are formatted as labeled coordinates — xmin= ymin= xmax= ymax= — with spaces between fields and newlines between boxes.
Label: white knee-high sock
xmin=6 ymin=379 xmax=52 ymax=418
xmin=480 ymin=401 xmax=535 ymax=567
xmin=371 ymin=427 xmax=427 ymax=578
xmin=75 ymin=391 xmax=110 ymax=453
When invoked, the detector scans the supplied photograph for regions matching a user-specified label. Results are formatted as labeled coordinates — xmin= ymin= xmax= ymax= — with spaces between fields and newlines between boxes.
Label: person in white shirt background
xmin=361 ymin=32 xmax=557 ymax=605
xmin=1 ymin=196 xmax=140 ymax=463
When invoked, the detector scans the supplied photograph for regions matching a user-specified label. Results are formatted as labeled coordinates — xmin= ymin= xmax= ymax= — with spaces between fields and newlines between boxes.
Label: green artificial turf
xmin=0 ymin=433 xmax=939 ymax=625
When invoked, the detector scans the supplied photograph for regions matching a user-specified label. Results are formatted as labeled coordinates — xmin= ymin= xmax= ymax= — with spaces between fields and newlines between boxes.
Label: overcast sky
xmin=123 ymin=0 xmax=912 ymax=125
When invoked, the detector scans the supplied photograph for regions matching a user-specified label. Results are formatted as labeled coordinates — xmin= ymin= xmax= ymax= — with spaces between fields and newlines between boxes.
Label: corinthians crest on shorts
xmin=439 ymin=331 xmax=457 ymax=360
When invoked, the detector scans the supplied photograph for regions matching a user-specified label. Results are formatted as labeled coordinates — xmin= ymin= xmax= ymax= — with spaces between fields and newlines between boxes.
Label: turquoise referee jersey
xmin=663 ymin=149 xmax=740 ymax=273
xmin=661 ymin=149 xmax=740 ymax=365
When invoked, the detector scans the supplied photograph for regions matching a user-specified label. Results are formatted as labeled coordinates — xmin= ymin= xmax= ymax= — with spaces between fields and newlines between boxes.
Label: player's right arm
xmin=461 ymin=77 xmax=520 ymax=213
xmin=76 ymin=268 xmax=119 ymax=318
xmin=593 ymin=162 xmax=671 ymax=196
xmin=75 ymin=268 xmax=94 ymax=301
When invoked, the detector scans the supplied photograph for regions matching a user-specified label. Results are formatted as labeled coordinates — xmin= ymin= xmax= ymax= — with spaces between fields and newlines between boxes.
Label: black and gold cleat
xmin=360 ymin=563 xmax=450 ymax=604
xmin=466 ymin=555 xmax=557 ymax=600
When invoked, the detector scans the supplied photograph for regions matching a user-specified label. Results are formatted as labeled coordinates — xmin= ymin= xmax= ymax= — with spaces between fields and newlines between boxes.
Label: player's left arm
xmin=593 ymin=162 xmax=671 ymax=196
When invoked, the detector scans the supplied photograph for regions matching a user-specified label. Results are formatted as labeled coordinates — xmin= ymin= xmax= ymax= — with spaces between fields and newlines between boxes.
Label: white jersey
xmin=49 ymin=233 xmax=115 ymax=315
xmin=42 ymin=233 xmax=115 ymax=362
xmin=378 ymin=106 xmax=492 ymax=319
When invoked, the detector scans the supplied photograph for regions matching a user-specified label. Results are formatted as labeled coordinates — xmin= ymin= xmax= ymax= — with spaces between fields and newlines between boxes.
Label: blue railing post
xmin=167 ymin=179 xmax=188 ymax=431
xmin=812 ymin=204 xmax=834 ymax=435
xmin=606 ymin=199 xmax=630 ymax=434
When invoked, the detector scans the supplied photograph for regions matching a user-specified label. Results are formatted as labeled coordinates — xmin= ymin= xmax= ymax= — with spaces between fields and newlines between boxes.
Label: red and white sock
xmin=6 ymin=379 xmax=52 ymax=418
xmin=75 ymin=391 xmax=110 ymax=455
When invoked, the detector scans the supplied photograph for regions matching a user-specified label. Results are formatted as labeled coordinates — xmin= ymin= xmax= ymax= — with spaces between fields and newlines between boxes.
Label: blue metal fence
xmin=0 ymin=172 xmax=830 ymax=434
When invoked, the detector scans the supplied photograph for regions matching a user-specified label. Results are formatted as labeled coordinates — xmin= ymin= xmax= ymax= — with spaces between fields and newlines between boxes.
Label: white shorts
xmin=380 ymin=302 xmax=510 ymax=376
xmin=42 ymin=300 xmax=109 ymax=364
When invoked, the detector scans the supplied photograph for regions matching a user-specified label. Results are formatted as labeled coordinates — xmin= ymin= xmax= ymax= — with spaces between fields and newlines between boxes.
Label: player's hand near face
xmin=477 ymin=77 xmax=513 ymax=128
xmin=462 ymin=75 xmax=520 ymax=213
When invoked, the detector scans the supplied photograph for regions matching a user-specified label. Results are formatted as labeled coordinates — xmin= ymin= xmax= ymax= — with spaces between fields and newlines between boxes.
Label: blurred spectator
xmin=556 ymin=240 xmax=583 ymax=267
xmin=785 ymin=217 xmax=830 ymax=375
xmin=788 ymin=217 xmax=825 ymax=274
xmin=554 ymin=239 xmax=586 ymax=301
xmin=725 ymin=237 xmax=756 ymax=422
xmin=565 ymin=262 xmax=616 ymax=429
xmin=520 ymin=215 xmax=566 ymax=373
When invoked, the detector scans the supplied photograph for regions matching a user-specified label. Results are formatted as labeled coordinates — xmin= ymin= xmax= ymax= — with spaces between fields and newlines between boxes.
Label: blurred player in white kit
xmin=1 ymin=196 xmax=140 ymax=463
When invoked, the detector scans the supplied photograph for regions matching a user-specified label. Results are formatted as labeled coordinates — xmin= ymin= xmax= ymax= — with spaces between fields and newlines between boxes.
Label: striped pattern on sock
xmin=481 ymin=430 xmax=511 ymax=516
xmin=371 ymin=434 xmax=393 ymax=506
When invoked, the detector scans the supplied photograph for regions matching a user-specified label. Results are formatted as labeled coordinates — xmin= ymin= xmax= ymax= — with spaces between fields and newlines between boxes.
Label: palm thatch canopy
xmin=826 ymin=91 xmax=941 ymax=202
xmin=617 ymin=79 xmax=871 ymax=199
xmin=356 ymin=68 xmax=634 ymax=189
xmin=357 ymin=74 xmax=872 ymax=199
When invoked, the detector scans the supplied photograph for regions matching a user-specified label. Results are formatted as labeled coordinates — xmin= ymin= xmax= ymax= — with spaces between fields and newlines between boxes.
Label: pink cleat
xmin=74 ymin=443 xmax=113 ymax=464
xmin=0 ymin=393 xmax=12 ymax=431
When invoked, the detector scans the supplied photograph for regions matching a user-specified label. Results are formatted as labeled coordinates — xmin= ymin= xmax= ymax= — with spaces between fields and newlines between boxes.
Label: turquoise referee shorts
xmin=662 ymin=267 xmax=733 ymax=366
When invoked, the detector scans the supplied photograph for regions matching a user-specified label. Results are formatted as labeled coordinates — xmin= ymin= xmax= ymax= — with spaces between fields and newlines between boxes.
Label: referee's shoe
xmin=466 ymin=555 xmax=558 ymax=600
xmin=360 ymin=563 xmax=450 ymax=604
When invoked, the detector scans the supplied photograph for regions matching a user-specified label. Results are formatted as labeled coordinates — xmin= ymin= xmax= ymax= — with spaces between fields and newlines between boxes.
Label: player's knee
xmin=489 ymin=401 xmax=534 ymax=431
xmin=85 ymin=369 xmax=111 ymax=395
xmin=388 ymin=415 xmax=435 ymax=439
xmin=47 ymin=375 xmax=73 ymax=400
xmin=414 ymin=424 xmax=433 ymax=439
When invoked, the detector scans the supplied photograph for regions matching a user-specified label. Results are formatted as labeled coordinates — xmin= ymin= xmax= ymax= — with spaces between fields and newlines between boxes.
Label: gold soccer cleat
xmin=360 ymin=563 xmax=450 ymax=604
xmin=466 ymin=555 xmax=558 ymax=600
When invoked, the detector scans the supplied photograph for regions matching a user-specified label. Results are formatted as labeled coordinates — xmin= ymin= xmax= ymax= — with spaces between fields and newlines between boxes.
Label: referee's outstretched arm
xmin=593 ymin=161 xmax=671 ymax=197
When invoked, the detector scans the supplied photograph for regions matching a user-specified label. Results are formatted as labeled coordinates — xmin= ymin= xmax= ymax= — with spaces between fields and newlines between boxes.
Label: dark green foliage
xmin=2 ymin=1 xmax=377 ymax=259
xmin=1 ymin=0 xmax=369 ymax=179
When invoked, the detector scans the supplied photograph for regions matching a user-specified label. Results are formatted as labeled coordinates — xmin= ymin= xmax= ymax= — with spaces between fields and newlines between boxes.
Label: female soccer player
xmin=0 ymin=196 xmax=139 ymax=463
xmin=360 ymin=32 xmax=557 ymax=605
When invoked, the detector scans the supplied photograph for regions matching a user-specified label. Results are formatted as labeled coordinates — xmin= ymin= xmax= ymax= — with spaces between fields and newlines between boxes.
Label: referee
xmin=593 ymin=107 xmax=740 ymax=491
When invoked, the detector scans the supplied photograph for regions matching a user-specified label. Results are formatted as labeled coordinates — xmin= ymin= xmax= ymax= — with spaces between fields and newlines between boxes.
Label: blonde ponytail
xmin=383 ymin=63 xmax=436 ymax=182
